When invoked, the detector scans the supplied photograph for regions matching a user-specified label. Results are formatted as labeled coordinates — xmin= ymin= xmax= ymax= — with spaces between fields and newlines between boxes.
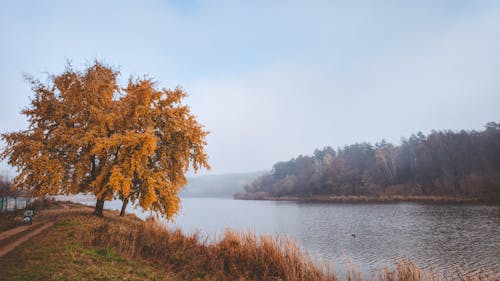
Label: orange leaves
xmin=1 ymin=61 xmax=209 ymax=219
xmin=108 ymin=166 xmax=132 ymax=197
xmin=163 ymin=87 xmax=187 ymax=105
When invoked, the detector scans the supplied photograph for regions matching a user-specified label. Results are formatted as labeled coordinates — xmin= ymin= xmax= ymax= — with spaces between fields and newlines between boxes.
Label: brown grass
xmin=373 ymin=259 xmax=497 ymax=281
xmin=82 ymin=215 xmax=335 ymax=281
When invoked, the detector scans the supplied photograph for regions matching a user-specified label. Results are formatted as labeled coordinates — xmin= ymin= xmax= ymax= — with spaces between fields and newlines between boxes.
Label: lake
xmin=74 ymin=196 xmax=500 ymax=275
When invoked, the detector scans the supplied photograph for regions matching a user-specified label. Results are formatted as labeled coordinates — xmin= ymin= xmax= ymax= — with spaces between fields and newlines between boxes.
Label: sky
xmin=0 ymin=0 xmax=499 ymax=175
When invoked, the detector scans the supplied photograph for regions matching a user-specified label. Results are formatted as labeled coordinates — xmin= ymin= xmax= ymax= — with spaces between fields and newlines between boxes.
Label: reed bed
xmin=81 ymin=216 xmax=333 ymax=281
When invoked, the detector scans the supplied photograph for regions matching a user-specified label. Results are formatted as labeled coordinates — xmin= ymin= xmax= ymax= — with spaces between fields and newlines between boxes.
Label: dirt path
xmin=0 ymin=222 xmax=55 ymax=257
xmin=0 ymin=221 xmax=47 ymax=241
xmin=0 ymin=204 xmax=85 ymax=258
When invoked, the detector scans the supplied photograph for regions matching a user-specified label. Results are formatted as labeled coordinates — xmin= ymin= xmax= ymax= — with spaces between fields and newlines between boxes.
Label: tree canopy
xmin=1 ymin=61 xmax=209 ymax=218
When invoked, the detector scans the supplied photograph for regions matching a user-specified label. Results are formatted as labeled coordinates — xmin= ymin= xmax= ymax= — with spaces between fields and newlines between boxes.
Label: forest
xmin=242 ymin=122 xmax=500 ymax=201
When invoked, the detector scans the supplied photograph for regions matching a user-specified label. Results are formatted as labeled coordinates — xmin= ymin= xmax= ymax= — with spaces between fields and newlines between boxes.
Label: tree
xmin=1 ymin=61 xmax=209 ymax=218
xmin=374 ymin=140 xmax=398 ymax=186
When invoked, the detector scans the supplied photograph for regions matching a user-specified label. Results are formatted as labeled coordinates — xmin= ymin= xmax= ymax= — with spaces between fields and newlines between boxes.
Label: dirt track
xmin=0 ymin=204 xmax=86 ymax=258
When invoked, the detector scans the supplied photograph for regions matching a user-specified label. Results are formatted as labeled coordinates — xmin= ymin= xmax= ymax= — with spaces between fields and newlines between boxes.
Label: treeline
xmin=243 ymin=122 xmax=500 ymax=201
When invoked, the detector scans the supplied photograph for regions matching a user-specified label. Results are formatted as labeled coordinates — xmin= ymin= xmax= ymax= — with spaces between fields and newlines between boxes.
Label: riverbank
xmin=0 ymin=205 xmax=168 ymax=280
xmin=1 ymin=203 xmax=498 ymax=281
xmin=233 ymin=193 xmax=493 ymax=204
xmin=0 ymin=204 xmax=333 ymax=281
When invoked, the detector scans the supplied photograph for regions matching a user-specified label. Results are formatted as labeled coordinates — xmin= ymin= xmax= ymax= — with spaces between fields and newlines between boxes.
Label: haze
xmin=1 ymin=0 xmax=499 ymax=175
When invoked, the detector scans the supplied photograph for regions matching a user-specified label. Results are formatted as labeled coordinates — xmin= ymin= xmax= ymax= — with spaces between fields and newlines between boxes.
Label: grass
xmin=1 ymin=205 xmax=498 ymax=281
xmin=0 ymin=213 xmax=171 ymax=281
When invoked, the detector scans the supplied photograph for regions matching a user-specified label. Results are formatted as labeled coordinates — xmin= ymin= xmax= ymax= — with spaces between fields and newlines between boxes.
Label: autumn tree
xmin=1 ymin=61 xmax=209 ymax=218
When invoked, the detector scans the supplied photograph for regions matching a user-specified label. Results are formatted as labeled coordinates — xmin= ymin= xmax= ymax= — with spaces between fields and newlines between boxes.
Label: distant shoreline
xmin=233 ymin=194 xmax=494 ymax=204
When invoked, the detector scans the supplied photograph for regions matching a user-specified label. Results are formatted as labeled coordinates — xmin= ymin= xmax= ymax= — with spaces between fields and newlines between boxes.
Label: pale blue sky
xmin=1 ymin=0 xmax=499 ymax=174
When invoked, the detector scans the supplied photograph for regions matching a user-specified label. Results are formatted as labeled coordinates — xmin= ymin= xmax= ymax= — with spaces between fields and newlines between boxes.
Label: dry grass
xmin=373 ymin=259 xmax=497 ymax=281
xmin=84 ymin=215 xmax=335 ymax=281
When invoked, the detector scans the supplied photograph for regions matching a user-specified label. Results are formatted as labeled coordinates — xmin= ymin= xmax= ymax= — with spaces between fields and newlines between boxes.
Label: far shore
xmin=233 ymin=193 xmax=496 ymax=204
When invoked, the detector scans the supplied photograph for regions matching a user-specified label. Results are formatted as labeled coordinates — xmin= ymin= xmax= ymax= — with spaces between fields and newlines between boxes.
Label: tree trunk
xmin=120 ymin=197 xmax=128 ymax=217
xmin=94 ymin=198 xmax=105 ymax=217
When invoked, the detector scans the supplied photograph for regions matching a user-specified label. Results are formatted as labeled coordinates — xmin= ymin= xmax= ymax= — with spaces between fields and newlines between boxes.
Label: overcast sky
xmin=1 ymin=0 xmax=499 ymax=175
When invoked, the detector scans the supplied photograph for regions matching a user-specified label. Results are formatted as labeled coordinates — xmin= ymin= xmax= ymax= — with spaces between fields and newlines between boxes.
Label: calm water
xmin=76 ymin=197 xmax=500 ymax=274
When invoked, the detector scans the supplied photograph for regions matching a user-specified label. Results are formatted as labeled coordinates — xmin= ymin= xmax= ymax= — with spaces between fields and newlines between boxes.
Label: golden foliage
xmin=1 ymin=61 xmax=209 ymax=218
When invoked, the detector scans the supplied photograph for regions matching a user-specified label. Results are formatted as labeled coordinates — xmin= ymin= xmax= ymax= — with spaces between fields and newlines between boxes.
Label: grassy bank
xmin=0 ymin=204 xmax=498 ymax=281
xmin=233 ymin=193 xmax=488 ymax=204
xmin=0 ymin=215 xmax=168 ymax=280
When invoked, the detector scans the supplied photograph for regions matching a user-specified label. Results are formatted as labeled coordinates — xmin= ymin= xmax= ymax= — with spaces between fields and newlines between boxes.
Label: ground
xmin=0 ymin=204 xmax=171 ymax=281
